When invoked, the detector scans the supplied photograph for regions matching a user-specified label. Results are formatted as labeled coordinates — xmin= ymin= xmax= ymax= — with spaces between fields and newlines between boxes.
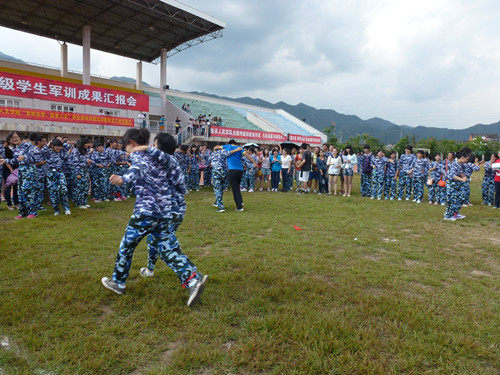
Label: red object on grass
xmin=293 ymin=225 xmax=302 ymax=231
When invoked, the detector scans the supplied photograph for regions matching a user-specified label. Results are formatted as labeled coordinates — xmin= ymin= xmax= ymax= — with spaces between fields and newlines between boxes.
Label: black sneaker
xmin=101 ymin=277 xmax=125 ymax=295
xmin=187 ymin=274 xmax=208 ymax=307
xmin=217 ymin=207 xmax=225 ymax=213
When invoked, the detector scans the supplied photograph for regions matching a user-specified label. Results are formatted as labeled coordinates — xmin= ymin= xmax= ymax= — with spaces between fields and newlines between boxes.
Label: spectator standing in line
xmin=137 ymin=111 xmax=146 ymax=128
xmin=342 ymin=145 xmax=357 ymax=197
xmin=175 ymin=116 xmax=181 ymax=134
xmin=281 ymin=148 xmax=293 ymax=192
xmin=298 ymin=143 xmax=312 ymax=194
xmin=270 ymin=149 xmax=282 ymax=192
xmin=160 ymin=115 xmax=166 ymax=132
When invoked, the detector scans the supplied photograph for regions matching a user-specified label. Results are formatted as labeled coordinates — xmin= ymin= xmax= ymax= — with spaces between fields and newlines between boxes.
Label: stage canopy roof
xmin=0 ymin=0 xmax=225 ymax=62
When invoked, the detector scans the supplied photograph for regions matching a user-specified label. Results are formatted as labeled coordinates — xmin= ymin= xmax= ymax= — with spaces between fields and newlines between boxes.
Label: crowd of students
xmin=1 ymin=133 xmax=499 ymax=222
xmin=0 ymin=132 xmax=132 ymax=218
xmin=199 ymin=142 xmax=500 ymax=221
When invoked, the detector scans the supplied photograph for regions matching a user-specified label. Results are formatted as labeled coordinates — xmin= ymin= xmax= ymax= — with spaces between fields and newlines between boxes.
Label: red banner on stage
xmin=211 ymin=126 xmax=287 ymax=142
xmin=0 ymin=106 xmax=134 ymax=127
xmin=0 ymin=69 xmax=149 ymax=111
xmin=288 ymin=134 xmax=323 ymax=145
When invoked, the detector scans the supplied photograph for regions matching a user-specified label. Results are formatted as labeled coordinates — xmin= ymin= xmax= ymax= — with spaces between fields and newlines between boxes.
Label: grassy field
xmin=0 ymin=176 xmax=499 ymax=375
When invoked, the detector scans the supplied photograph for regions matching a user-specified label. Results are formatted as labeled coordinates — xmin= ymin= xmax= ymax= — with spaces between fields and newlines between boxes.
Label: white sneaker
xmin=405 ymin=198 xmax=410 ymax=201
xmin=54 ymin=212 xmax=60 ymax=216
xmin=240 ymin=188 xmax=247 ymax=192
xmin=79 ymin=206 xmax=88 ymax=209
xmin=104 ymin=199 xmax=110 ymax=202
xmin=377 ymin=197 xmax=381 ymax=200
xmin=370 ymin=197 xmax=374 ymax=200
xmin=85 ymin=204 xmax=91 ymax=208
xmin=248 ymin=189 xmax=254 ymax=193
xmin=94 ymin=200 xmax=102 ymax=203
xmin=416 ymin=200 xmax=421 ymax=204
xmin=139 ymin=267 xmax=154 ymax=278
xmin=398 ymin=198 xmax=402 ymax=201
xmin=65 ymin=210 xmax=71 ymax=215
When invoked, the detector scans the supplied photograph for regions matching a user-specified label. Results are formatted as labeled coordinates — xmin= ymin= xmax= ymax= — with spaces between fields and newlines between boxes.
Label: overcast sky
xmin=1 ymin=0 xmax=500 ymax=129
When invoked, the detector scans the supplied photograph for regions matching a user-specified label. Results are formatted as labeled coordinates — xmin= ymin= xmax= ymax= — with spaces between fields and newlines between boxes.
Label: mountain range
xmin=190 ymin=92 xmax=500 ymax=144
xmin=1 ymin=49 xmax=498 ymax=144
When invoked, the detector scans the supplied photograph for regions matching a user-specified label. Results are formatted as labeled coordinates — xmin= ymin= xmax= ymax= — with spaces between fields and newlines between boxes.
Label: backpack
xmin=361 ymin=155 xmax=372 ymax=174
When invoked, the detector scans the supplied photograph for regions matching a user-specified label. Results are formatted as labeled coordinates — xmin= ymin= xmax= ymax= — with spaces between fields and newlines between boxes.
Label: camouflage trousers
xmin=70 ymin=168 xmax=89 ymax=207
xmin=212 ymin=169 xmax=228 ymax=209
xmin=397 ymin=172 xmax=413 ymax=199
xmin=481 ymin=176 xmax=494 ymax=205
xmin=412 ymin=176 xmax=425 ymax=202
xmin=18 ymin=164 xmax=38 ymax=217
xmin=384 ymin=176 xmax=397 ymax=199
xmin=371 ymin=173 xmax=384 ymax=198
xmin=47 ymin=170 xmax=70 ymax=213
xmin=444 ymin=181 xmax=461 ymax=218
xmin=112 ymin=214 xmax=198 ymax=287
xmin=188 ymin=169 xmax=200 ymax=191
xmin=360 ymin=172 xmax=372 ymax=197
xmin=241 ymin=169 xmax=256 ymax=190
xmin=428 ymin=182 xmax=446 ymax=204
xmin=92 ymin=168 xmax=108 ymax=201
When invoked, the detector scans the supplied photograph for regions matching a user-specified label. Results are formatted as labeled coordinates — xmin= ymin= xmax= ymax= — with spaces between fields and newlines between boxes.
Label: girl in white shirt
xmin=281 ymin=148 xmax=292 ymax=192
xmin=327 ymin=148 xmax=342 ymax=195
xmin=342 ymin=145 xmax=357 ymax=197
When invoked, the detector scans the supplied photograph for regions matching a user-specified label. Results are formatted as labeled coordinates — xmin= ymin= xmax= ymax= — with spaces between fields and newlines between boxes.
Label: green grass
xmin=0 ymin=176 xmax=499 ymax=374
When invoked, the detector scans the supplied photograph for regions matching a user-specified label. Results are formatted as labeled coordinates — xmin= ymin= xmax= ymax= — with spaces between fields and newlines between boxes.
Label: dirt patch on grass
xmin=365 ymin=287 xmax=385 ymax=297
xmin=404 ymin=259 xmax=428 ymax=267
xmin=160 ymin=341 xmax=182 ymax=366
xmin=471 ymin=270 xmax=493 ymax=277
xmin=381 ymin=238 xmax=398 ymax=242
xmin=364 ymin=254 xmax=383 ymax=262
xmin=223 ymin=340 xmax=236 ymax=351
xmin=98 ymin=305 xmax=114 ymax=321
xmin=128 ymin=341 xmax=183 ymax=375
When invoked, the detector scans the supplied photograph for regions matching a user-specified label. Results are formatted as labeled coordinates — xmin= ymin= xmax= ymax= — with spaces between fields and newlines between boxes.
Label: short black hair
xmin=300 ymin=143 xmax=308 ymax=150
xmin=405 ymin=145 xmax=413 ymax=151
xmin=29 ymin=132 xmax=39 ymax=142
xmin=51 ymin=139 xmax=63 ymax=147
xmin=228 ymin=139 xmax=237 ymax=145
xmin=154 ymin=133 xmax=177 ymax=155
xmin=363 ymin=144 xmax=370 ymax=150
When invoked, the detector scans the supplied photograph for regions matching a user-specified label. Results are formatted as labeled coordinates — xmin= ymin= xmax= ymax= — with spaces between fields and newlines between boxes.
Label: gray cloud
xmin=1 ymin=1 xmax=500 ymax=128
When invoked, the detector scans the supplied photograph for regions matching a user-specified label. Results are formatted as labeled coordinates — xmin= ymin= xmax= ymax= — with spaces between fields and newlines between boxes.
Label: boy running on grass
xmin=101 ymin=128 xmax=207 ymax=307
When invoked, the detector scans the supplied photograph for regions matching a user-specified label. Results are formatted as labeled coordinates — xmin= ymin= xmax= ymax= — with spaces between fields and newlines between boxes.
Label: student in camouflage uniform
xmin=358 ymin=144 xmax=374 ymax=197
xmin=409 ymin=150 xmax=429 ymax=204
xmin=444 ymin=149 xmax=471 ymax=221
xmin=370 ymin=149 xmax=387 ymax=200
xmin=102 ymin=128 xmax=207 ymax=307
xmin=45 ymin=139 xmax=71 ymax=215
xmin=384 ymin=151 xmax=398 ymax=200
xmin=397 ymin=145 xmax=416 ymax=200
xmin=210 ymin=144 xmax=242 ymax=212
xmin=481 ymin=154 xmax=496 ymax=206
